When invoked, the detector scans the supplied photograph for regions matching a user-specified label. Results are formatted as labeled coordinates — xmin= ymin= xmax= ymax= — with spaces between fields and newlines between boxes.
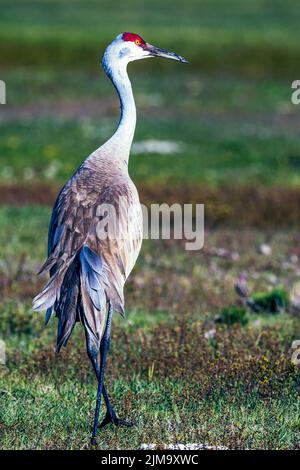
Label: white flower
xmin=204 ymin=328 xmax=216 ymax=340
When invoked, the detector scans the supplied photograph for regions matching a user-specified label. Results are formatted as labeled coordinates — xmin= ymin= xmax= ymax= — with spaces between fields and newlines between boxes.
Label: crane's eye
xmin=135 ymin=39 xmax=141 ymax=46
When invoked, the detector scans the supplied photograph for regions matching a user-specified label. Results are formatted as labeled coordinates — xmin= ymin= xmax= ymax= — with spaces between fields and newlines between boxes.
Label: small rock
xmin=291 ymin=254 xmax=299 ymax=264
xmin=259 ymin=244 xmax=272 ymax=256
xmin=266 ymin=273 xmax=277 ymax=285
xmin=140 ymin=443 xmax=228 ymax=450
xmin=231 ymin=251 xmax=240 ymax=261
xmin=290 ymin=282 xmax=300 ymax=308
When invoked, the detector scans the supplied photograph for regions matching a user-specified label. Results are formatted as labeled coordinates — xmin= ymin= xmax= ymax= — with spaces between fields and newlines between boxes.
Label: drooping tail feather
xmin=32 ymin=265 xmax=68 ymax=312
xmin=55 ymin=258 xmax=80 ymax=352
xmin=79 ymin=246 xmax=107 ymax=356
xmin=33 ymin=245 xmax=108 ymax=355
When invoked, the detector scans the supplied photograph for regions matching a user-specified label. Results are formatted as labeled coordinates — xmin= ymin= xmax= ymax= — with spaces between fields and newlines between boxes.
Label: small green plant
xmin=216 ymin=307 xmax=248 ymax=326
xmin=252 ymin=288 xmax=289 ymax=314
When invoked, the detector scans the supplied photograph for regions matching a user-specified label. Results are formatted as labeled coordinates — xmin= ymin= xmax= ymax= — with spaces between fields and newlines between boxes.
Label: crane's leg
xmin=86 ymin=304 xmax=133 ymax=444
xmin=90 ymin=302 xmax=113 ymax=445
xmin=86 ymin=306 xmax=133 ymax=430
xmin=88 ymin=353 xmax=133 ymax=428
xmin=99 ymin=385 xmax=134 ymax=429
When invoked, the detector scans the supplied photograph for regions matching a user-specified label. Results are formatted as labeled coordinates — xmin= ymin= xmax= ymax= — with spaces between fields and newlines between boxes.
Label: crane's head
xmin=102 ymin=32 xmax=188 ymax=73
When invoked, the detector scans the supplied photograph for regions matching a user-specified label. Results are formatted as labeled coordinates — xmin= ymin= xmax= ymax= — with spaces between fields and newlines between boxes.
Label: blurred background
xmin=0 ymin=0 xmax=300 ymax=450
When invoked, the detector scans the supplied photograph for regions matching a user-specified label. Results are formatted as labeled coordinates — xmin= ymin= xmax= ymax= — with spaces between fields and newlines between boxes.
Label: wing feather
xmin=33 ymin=162 xmax=143 ymax=349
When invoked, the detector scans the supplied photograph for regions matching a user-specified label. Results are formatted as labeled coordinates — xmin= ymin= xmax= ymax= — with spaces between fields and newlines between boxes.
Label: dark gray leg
xmin=90 ymin=360 xmax=133 ymax=429
xmin=86 ymin=303 xmax=134 ymax=444
xmin=90 ymin=303 xmax=113 ymax=445
xmin=87 ymin=346 xmax=113 ymax=415
xmin=99 ymin=385 xmax=134 ymax=428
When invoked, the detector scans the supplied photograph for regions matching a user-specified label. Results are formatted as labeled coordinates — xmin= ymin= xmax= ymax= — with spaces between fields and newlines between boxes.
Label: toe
xmin=99 ymin=412 xmax=112 ymax=428
xmin=90 ymin=436 xmax=98 ymax=446
xmin=116 ymin=418 xmax=135 ymax=427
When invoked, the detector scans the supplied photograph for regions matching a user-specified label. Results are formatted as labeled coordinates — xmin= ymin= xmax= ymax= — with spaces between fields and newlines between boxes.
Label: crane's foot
xmin=90 ymin=436 xmax=98 ymax=447
xmin=99 ymin=411 xmax=135 ymax=429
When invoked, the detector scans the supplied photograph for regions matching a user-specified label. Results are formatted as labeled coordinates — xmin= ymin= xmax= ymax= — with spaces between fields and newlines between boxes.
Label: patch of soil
xmin=1 ymin=99 xmax=300 ymax=133
xmin=1 ymin=182 xmax=300 ymax=228
xmin=0 ymin=98 xmax=117 ymax=121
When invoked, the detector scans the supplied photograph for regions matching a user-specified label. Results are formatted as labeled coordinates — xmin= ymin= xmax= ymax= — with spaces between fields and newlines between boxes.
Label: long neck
xmin=103 ymin=62 xmax=136 ymax=162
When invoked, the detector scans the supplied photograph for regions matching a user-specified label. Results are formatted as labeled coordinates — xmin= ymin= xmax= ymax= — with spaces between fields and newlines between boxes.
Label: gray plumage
xmin=32 ymin=33 xmax=186 ymax=357
xmin=33 ymin=158 xmax=142 ymax=352
xmin=32 ymin=32 xmax=187 ymax=442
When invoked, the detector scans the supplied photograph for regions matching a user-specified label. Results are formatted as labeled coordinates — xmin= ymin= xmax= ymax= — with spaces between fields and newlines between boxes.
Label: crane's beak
xmin=144 ymin=43 xmax=188 ymax=63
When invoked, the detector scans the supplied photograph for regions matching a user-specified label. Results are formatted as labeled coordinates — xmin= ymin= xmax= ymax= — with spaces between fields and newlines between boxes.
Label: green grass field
xmin=1 ymin=208 xmax=300 ymax=449
xmin=1 ymin=0 xmax=300 ymax=77
xmin=1 ymin=69 xmax=300 ymax=187
xmin=1 ymin=0 xmax=300 ymax=450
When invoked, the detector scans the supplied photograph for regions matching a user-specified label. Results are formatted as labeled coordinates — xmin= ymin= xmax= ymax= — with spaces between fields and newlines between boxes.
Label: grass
xmin=1 ymin=0 xmax=300 ymax=76
xmin=0 ymin=67 xmax=294 ymax=110
xmin=0 ymin=375 xmax=299 ymax=449
xmin=0 ymin=207 xmax=300 ymax=449
xmin=1 ymin=116 xmax=300 ymax=186
xmin=1 ymin=68 xmax=300 ymax=188
xmin=1 ymin=0 xmax=300 ymax=451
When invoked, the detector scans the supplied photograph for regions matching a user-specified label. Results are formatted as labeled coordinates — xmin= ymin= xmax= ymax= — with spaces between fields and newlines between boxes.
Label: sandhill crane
xmin=33 ymin=32 xmax=187 ymax=445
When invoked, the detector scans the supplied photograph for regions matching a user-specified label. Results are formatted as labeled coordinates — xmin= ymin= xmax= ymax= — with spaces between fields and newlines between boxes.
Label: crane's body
xmin=33 ymin=32 xmax=187 ymax=444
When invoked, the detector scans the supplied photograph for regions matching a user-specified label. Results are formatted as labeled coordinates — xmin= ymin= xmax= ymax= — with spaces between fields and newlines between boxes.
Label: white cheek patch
xmin=119 ymin=47 xmax=130 ymax=58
